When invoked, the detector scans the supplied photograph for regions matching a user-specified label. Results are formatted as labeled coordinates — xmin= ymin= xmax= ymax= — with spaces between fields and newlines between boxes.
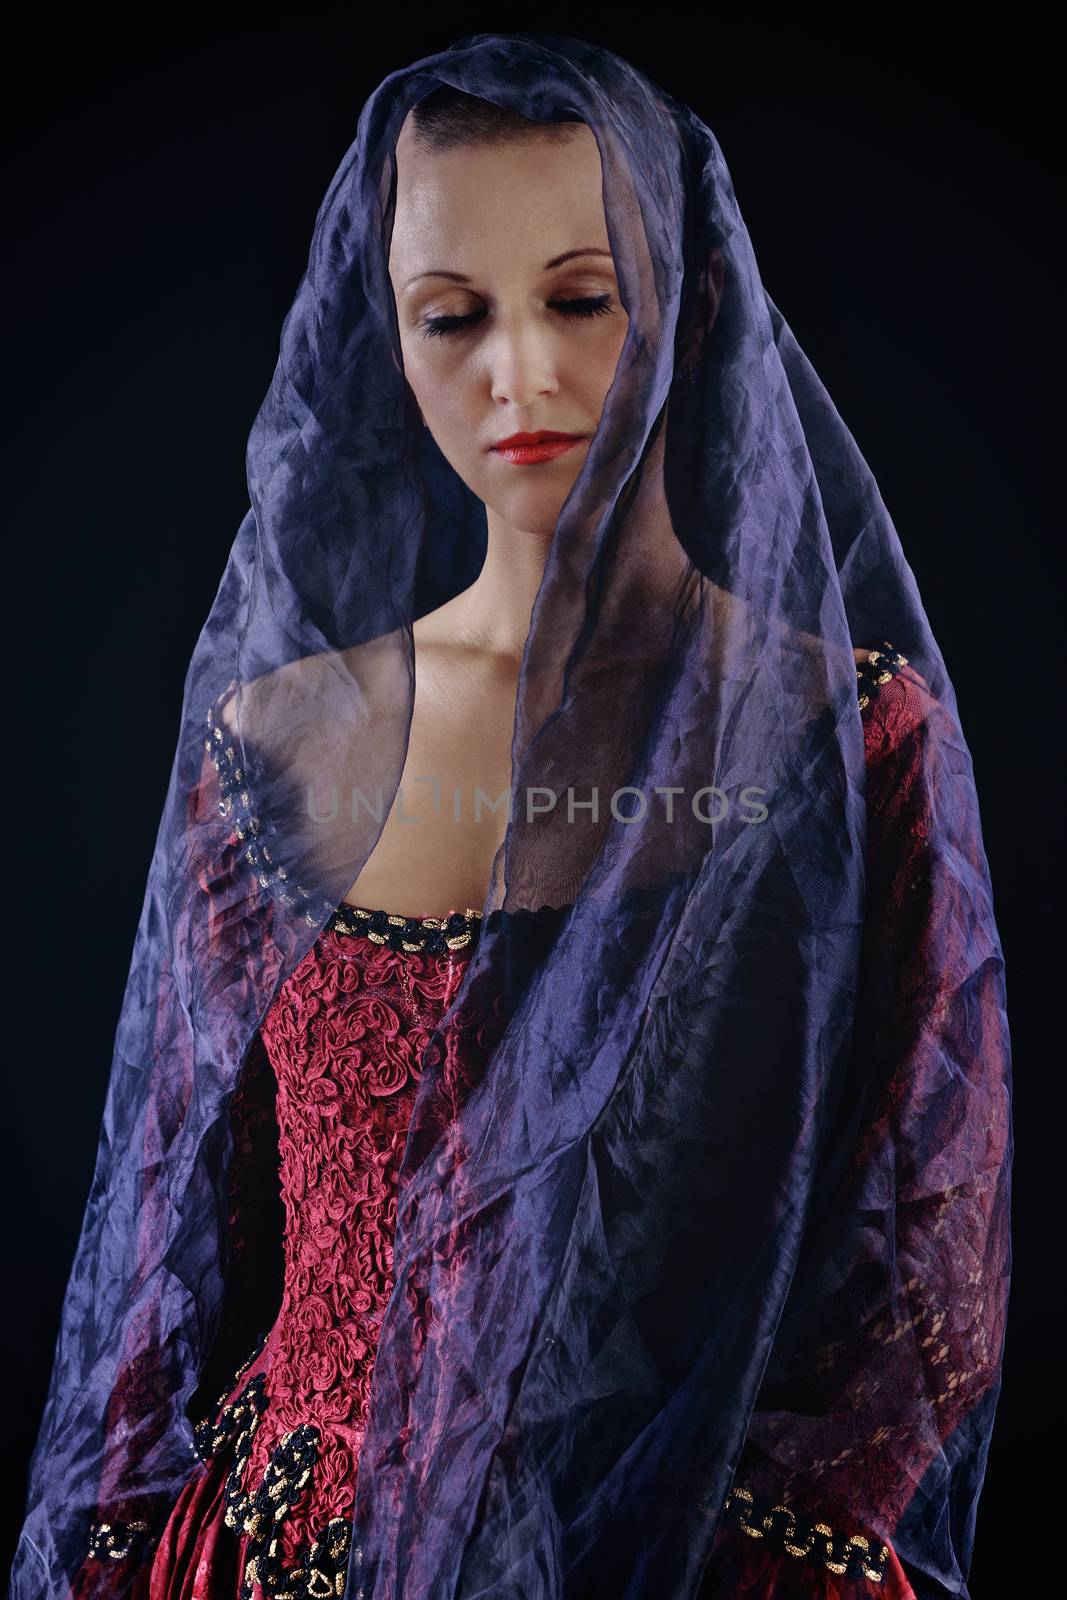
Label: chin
xmin=499 ymin=483 xmax=581 ymax=536
xmin=507 ymin=505 xmax=570 ymax=540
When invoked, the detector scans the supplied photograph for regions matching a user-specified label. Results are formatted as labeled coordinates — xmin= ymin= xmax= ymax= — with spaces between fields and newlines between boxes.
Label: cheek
xmin=599 ymin=320 xmax=630 ymax=387
xmin=405 ymin=352 xmax=471 ymax=429
xmin=573 ymin=329 xmax=628 ymax=417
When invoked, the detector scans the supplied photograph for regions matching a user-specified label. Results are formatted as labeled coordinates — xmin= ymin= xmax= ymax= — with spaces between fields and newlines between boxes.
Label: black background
xmin=5 ymin=6 xmax=1061 ymax=1593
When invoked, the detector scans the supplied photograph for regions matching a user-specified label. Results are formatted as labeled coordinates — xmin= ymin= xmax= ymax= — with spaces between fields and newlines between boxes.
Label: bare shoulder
xmin=216 ymin=686 xmax=239 ymax=738
xmin=211 ymin=631 xmax=413 ymax=744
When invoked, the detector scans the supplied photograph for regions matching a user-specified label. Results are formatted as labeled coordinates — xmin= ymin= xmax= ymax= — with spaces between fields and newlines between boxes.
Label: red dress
xmin=130 ymin=902 xmax=483 ymax=1600
xmin=88 ymin=645 xmax=928 ymax=1600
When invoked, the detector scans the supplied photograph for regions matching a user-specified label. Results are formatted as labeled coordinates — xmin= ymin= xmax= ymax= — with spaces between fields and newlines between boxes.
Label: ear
xmin=677 ymin=246 xmax=724 ymax=378
xmin=703 ymin=245 xmax=725 ymax=331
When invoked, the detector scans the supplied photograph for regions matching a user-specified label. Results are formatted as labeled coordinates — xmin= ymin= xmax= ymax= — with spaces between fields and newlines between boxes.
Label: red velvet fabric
xmin=128 ymin=1453 xmax=237 ymax=1600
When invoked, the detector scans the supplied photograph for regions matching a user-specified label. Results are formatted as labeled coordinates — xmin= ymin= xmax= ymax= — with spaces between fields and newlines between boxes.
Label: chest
xmin=342 ymin=649 xmax=518 ymax=915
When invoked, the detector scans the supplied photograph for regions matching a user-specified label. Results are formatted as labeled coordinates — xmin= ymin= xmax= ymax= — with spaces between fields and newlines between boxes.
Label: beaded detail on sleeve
xmin=855 ymin=642 xmax=908 ymax=712
xmin=716 ymin=1482 xmax=891 ymax=1584
xmin=203 ymin=693 xmax=336 ymax=929
xmin=203 ymin=693 xmax=487 ymax=943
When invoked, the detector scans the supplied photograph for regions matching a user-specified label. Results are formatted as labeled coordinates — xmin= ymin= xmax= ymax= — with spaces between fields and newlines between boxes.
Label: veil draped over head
xmin=14 ymin=31 xmax=1011 ymax=1600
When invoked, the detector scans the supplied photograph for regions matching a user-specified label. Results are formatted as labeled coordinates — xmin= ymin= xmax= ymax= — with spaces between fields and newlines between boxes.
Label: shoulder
xmin=213 ymin=639 xmax=939 ymax=753
xmin=853 ymin=642 xmax=938 ymax=760
xmin=215 ymin=685 xmax=239 ymax=739
xmin=851 ymin=644 xmax=962 ymax=854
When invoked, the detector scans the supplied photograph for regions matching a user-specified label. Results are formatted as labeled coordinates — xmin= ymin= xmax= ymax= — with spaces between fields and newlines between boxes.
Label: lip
xmin=490 ymin=429 xmax=586 ymax=465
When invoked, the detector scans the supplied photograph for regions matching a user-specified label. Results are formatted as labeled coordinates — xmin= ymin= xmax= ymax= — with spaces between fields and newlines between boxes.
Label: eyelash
xmin=419 ymin=294 xmax=615 ymax=340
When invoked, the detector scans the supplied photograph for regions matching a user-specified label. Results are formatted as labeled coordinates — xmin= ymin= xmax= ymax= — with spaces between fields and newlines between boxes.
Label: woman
xmin=13 ymin=32 xmax=1011 ymax=1600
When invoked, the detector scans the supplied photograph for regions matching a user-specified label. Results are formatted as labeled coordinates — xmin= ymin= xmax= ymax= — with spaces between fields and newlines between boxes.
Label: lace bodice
xmin=188 ymin=900 xmax=482 ymax=1599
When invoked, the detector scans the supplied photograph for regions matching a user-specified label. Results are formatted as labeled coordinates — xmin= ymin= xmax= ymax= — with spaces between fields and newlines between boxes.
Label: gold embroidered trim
xmin=718 ymin=1482 xmax=891 ymax=1585
xmin=86 ymin=1519 xmax=154 ymax=1561
xmin=325 ymin=902 xmax=482 ymax=953
xmin=855 ymin=641 xmax=908 ymax=712
xmin=192 ymin=1352 xmax=350 ymax=1600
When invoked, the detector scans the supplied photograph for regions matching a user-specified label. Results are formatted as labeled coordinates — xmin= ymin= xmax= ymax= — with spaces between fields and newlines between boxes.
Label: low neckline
xmin=323 ymin=900 xmax=485 ymax=954
xmin=208 ymin=642 xmax=909 ymax=956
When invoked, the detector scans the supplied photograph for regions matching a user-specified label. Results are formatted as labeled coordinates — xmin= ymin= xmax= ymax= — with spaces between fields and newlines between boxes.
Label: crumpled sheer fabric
xmin=13 ymin=30 xmax=1011 ymax=1600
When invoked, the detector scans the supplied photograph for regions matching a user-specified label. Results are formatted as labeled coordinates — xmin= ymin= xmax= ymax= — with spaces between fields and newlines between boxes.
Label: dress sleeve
xmin=70 ymin=724 xmax=284 ymax=1598
xmin=184 ymin=1026 xmax=284 ymax=1425
xmin=184 ymin=697 xmax=284 ymax=1414
xmin=699 ymin=662 xmax=1012 ymax=1599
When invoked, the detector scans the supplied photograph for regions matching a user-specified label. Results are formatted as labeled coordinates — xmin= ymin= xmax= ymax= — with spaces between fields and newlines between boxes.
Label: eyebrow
xmin=403 ymin=247 xmax=614 ymax=290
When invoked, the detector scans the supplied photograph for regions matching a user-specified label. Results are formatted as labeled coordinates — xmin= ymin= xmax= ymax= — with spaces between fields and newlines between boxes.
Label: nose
xmin=487 ymin=316 xmax=560 ymax=409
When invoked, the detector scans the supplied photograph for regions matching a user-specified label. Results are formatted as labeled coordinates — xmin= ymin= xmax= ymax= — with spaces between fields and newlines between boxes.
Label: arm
xmin=71 ymin=721 xmax=284 ymax=1597
xmin=701 ymin=665 xmax=1012 ymax=1598
xmin=184 ymin=1026 xmax=284 ymax=1428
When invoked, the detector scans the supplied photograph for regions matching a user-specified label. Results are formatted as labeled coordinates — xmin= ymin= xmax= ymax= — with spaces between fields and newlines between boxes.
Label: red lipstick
xmin=490 ymin=429 xmax=586 ymax=465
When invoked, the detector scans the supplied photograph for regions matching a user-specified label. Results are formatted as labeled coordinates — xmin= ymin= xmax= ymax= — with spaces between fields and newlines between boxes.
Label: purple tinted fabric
xmin=12 ymin=31 xmax=1011 ymax=1600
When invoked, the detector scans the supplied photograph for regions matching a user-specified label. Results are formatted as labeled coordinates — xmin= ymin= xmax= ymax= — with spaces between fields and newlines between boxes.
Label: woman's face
xmin=388 ymin=115 xmax=630 ymax=540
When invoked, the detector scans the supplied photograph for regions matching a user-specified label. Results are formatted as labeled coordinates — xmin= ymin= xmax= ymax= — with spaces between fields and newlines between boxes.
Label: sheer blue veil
xmin=13 ymin=31 xmax=1010 ymax=1600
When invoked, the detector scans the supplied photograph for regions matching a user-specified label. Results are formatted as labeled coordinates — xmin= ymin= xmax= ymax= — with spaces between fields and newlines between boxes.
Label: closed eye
xmin=420 ymin=294 xmax=615 ymax=340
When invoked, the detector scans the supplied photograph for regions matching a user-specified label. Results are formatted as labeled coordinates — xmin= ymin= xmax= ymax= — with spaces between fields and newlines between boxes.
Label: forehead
xmin=388 ymin=115 xmax=609 ymax=275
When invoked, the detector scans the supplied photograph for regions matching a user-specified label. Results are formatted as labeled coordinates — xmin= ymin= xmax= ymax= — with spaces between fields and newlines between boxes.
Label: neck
xmin=447 ymin=504 xmax=553 ymax=668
